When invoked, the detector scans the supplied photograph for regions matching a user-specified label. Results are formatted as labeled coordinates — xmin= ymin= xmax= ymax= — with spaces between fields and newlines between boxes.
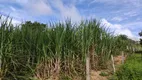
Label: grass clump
xmin=99 ymin=71 xmax=109 ymax=76
xmin=114 ymin=54 xmax=142 ymax=80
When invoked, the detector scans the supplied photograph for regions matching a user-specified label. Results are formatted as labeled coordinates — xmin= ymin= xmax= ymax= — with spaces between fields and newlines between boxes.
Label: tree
xmin=21 ymin=21 xmax=46 ymax=32
xmin=117 ymin=35 xmax=128 ymax=40
xmin=139 ymin=31 xmax=142 ymax=46
xmin=114 ymin=35 xmax=128 ymax=51
xmin=139 ymin=31 xmax=142 ymax=36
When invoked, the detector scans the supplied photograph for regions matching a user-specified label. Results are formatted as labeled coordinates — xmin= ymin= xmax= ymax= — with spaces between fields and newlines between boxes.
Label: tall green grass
xmin=0 ymin=17 xmax=135 ymax=79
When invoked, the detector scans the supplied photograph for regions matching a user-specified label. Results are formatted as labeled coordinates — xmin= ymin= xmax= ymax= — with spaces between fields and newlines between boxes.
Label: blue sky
xmin=0 ymin=0 xmax=142 ymax=40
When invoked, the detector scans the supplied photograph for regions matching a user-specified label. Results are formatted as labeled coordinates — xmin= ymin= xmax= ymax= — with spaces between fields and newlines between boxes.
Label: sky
xmin=0 ymin=0 xmax=142 ymax=41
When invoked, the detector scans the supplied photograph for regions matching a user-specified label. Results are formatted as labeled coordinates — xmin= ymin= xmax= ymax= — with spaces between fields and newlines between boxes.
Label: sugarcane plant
xmin=0 ymin=16 xmax=136 ymax=80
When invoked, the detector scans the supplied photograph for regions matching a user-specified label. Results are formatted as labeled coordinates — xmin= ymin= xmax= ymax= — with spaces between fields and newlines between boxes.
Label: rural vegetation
xmin=0 ymin=16 xmax=138 ymax=80
xmin=111 ymin=54 xmax=142 ymax=80
xmin=109 ymin=31 xmax=142 ymax=80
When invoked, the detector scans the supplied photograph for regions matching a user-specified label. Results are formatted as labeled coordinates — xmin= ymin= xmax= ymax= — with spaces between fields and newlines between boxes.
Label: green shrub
xmin=115 ymin=54 xmax=142 ymax=80
xmin=99 ymin=71 xmax=109 ymax=76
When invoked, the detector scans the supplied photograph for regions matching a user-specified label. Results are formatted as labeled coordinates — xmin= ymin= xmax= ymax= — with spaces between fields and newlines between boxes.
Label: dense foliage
xmin=0 ymin=16 xmax=135 ymax=80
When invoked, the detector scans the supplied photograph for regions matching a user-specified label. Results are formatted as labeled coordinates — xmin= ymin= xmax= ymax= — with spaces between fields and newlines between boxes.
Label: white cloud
xmin=9 ymin=6 xmax=16 ymax=12
xmin=1 ymin=0 xmax=81 ymax=22
xmin=101 ymin=19 xmax=140 ymax=41
xmin=124 ymin=11 xmax=139 ymax=17
xmin=91 ymin=0 xmax=116 ymax=4
xmin=16 ymin=0 xmax=28 ymax=3
xmin=0 ymin=0 xmax=53 ymax=23
xmin=101 ymin=19 xmax=121 ymax=29
xmin=123 ymin=22 xmax=142 ymax=34
xmin=91 ymin=0 xmax=142 ymax=6
xmin=50 ymin=0 xmax=82 ymax=22
xmin=1 ymin=0 xmax=53 ymax=16
xmin=17 ymin=0 xmax=53 ymax=15
xmin=30 ymin=0 xmax=52 ymax=15
xmin=111 ymin=17 xmax=123 ymax=22
xmin=115 ymin=29 xmax=134 ymax=39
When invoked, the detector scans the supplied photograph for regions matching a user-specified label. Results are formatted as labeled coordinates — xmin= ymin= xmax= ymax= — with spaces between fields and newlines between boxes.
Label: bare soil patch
xmin=90 ymin=54 xmax=127 ymax=80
